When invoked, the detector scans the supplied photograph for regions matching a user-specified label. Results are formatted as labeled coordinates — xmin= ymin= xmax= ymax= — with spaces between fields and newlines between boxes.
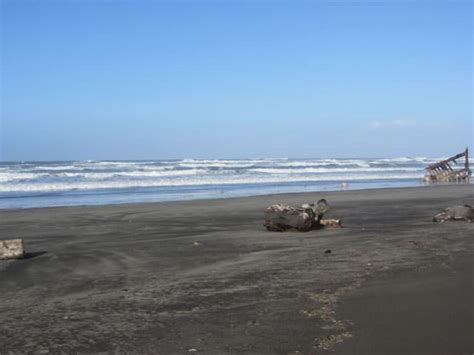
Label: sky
xmin=1 ymin=0 xmax=472 ymax=161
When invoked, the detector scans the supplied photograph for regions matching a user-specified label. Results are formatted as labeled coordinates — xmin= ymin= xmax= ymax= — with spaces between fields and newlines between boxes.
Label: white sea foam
xmin=0 ymin=172 xmax=425 ymax=194
xmin=177 ymin=159 xmax=276 ymax=168
xmin=372 ymin=157 xmax=444 ymax=164
xmin=0 ymin=157 xmax=439 ymax=196
xmin=251 ymin=167 xmax=421 ymax=174
xmin=56 ymin=169 xmax=208 ymax=179
xmin=31 ymin=165 xmax=79 ymax=171
xmin=0 ymin=172 xmax=51 ymax=182
xmin=1 ymin=157 xmax=470 ymax=208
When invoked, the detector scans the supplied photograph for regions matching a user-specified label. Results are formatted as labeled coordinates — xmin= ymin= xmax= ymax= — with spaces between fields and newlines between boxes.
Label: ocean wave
xmin=0 ymin=165 xmax=426 ymax=182
xmin=268 ymin=161 xmax=368 ymax=168
xmin=0 ymin=173 xmax=51 ymax=182
xmin=1 ymin=157 xmax=470 ymax=208
xmin=251 ymin=167 xmax=421 ymax=174
xmin=0 ymin=172 xmax=425 ymax=194
xmin=372 ymin=157 xmax=444 ymax=164
xmin=177 ymin=158 xmax=279 ymax=169
xmin=0 ymin=157 xmax=461 ymax=197
xmin=0 ymin=169 xmax=209 ymax=182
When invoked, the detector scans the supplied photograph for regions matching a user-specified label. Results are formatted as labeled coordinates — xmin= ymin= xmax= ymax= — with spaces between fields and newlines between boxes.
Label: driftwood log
xmin=433 ymin=205 xmax=474 ymax=223
xmin=264 ymin=199 xmax=342 ymax=232
xmin=264 ymin=204 xmax=314 ymax=231
xmin=0 ymin=239 xmax=25 ymax=260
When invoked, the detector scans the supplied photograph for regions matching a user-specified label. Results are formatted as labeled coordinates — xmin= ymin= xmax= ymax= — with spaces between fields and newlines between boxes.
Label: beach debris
xmin=0 ymin=239 xmax=25 ymax=260
xmin=424 ymin=148 xmax=471 ymax=183
xmin=319 ymin=219 xmax=343 ymax=228
xmin=302 ymin=198 xmax=330 ymax=219
xmin=264 ymin=199 xmax=342 ymax=231
xmin=432 ymin=205 xmax=474 ymax=223
xmin=324 ymin=249 xmax=332 ymax=254
xmin=264 ymin=204 xmax=313 ymax=231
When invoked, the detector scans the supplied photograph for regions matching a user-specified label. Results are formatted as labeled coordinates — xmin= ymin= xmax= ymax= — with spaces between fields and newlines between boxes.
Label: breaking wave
xmin=0 ymin=157 xmax=470 ymax=208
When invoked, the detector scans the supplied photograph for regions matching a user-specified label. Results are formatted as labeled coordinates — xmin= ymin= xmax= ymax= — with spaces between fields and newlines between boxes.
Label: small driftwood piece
xmin=425 ymin=148 xmax=471 ymax=183
xmin=264 ymin=199 xmax=338 ymax=232
xmin=433 ymin=205 xmax=474 ymax=223
xmin=319 ymin=219 xmax=343 ymax=228
xmin=0 ymin=239 xmax=25 ymax=260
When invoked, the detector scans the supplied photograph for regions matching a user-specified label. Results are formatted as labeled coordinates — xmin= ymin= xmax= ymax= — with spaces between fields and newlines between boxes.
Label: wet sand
xmin=0 ymin=185 xmax=473 ymax=354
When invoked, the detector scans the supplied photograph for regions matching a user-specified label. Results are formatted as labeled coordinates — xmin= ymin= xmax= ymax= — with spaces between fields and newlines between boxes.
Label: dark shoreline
xmin=1 ymin=185 xmax=473 ymax=353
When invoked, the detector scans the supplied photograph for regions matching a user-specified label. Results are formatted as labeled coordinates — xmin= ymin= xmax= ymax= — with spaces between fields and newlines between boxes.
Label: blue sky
xmin=1 ymin=0 xmax=472 ymax=161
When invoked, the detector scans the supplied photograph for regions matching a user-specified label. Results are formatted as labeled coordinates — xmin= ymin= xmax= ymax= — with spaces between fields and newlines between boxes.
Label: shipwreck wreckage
xmin=424 ymin=148 xmax=471 ymax=183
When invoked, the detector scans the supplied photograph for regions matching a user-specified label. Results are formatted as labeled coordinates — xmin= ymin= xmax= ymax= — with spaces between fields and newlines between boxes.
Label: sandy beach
xmin=0 ymin=185 xmax=473 ymax=354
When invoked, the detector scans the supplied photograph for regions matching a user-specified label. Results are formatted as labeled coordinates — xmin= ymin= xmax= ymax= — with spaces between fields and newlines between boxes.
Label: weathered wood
xmin=425 ymin=148 xmax=471 ymax=183
xmin=426 ymin=151 xmax=466 ymax=170
xmin=319 ymin=219 xmax=343 ymax=228
xmin=264 ymin=200 xmax=342 ymax=232
xmin=0 ymin=239 xmax=25 ymax=260
xmin=264 ymin=204 xmax=314 ymax=232
xmin=465 ymin=148 xmax=470 ymax=170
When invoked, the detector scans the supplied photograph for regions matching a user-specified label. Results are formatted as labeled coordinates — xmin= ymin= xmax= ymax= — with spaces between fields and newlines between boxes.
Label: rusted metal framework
xmin=425 ymin=148 xmax=471 ymax=183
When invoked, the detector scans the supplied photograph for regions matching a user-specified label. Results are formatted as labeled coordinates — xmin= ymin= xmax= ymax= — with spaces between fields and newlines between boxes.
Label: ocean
xmin=0 ymin=157 xmax=470 ymax=209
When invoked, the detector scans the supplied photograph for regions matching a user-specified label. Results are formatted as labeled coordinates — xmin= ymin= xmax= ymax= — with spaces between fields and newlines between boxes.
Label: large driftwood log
xmin=264 ymin=199 xmax=334 ymax=232
xmin=0 ymin=239 xmax=25 ymax=260
xmin=264 ymin=204 xmax=314 ymax=231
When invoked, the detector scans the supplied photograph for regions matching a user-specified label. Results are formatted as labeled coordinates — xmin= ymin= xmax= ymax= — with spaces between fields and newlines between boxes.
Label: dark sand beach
xmin=0 ymin=185 xmax=473 ymax=354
